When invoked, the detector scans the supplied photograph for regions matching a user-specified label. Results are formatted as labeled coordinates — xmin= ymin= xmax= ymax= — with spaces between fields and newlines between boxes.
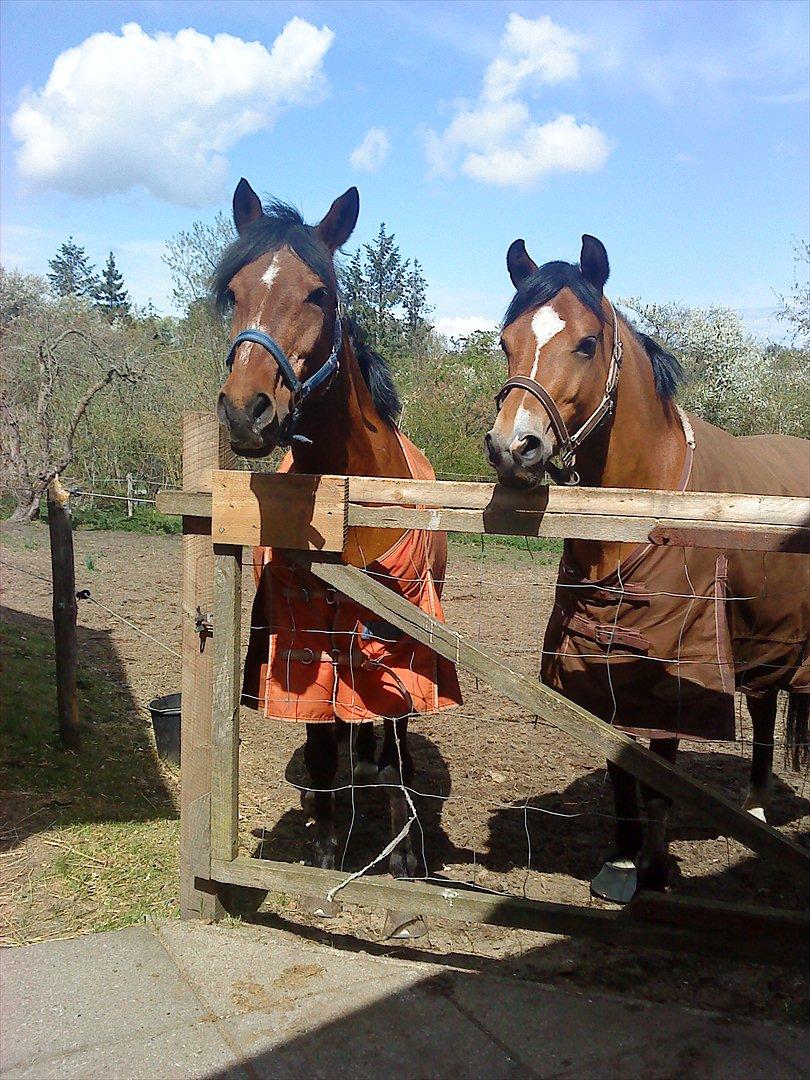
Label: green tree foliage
xmin=776 ymin=240 xmax=810 ymax=347
xmin=47 ymin=238 xmax=99 ymax=300
xmin=341 ymin=223 xmax=432 ymax=353
xmin=622 ymin=297 xmax=808 ymax=438
xmin=96 ymin=252 xmax=130 ymax=319
xmin=402 ymin=259 xmax=433 ymax=350
xmin=0 ymin=267 xmax=48 ymax=324
xmin=162 ymin=211 xmax=235 ymax=311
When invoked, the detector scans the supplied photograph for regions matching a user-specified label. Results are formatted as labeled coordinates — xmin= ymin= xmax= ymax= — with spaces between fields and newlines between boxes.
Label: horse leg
xmin=637 ymin=737 xmax=679 ymax=892
xmin=302 ymin=722 xmax=338 ymax=870
xmin=378 ymin=717 xmax=417 ymax=879
xmin=353 ymin=721 xmax=379 ymax=784
xmin=743 ymin=692 xmax=777 ymax=821
xmin=590 ymin=760 xmax=643 ymax=903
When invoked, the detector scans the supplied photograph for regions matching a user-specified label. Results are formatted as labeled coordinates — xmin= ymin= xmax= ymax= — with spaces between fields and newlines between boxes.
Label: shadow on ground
xmin=0 ymin=605 xmax=175 ymax=850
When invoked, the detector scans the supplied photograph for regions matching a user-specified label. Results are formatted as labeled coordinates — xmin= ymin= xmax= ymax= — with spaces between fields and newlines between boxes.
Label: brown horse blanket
xmin=542 ymin=411 xmax=810 ymax=740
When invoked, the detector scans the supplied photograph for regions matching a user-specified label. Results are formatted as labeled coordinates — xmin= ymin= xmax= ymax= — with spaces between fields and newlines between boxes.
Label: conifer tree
xmin=47 ymin=238 xmax=99 ymax=299
xmin=96 ymin=251 xmax=130 ymax=318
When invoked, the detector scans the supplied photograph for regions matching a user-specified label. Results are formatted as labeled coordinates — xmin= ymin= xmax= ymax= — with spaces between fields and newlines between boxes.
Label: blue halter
xmin=225 ymin=309 xmax=343 ymax=446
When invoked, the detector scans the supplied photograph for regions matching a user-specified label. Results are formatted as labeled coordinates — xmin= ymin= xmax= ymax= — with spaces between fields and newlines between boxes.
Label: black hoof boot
xmin=590 ymin=855 xmax=638 ymax=904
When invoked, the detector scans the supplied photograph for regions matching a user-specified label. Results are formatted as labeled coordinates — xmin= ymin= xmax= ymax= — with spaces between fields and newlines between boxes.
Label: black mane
xmin=345 ymin=315 xmax=401 ymax=426
xmin=211 ymin=200 xmax=401 ymax=426
xmin=503 ymin=260 xmax=683 ymax=402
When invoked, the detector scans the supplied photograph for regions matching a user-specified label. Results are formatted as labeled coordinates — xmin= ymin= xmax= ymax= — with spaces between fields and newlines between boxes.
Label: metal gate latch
xmin=195 ymin=607 xmax=213 ymax=650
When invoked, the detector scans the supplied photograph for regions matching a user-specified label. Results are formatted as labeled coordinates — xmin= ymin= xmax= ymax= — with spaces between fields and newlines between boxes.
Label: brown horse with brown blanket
xmin=486 ymin=234 xmax=809 ymax=901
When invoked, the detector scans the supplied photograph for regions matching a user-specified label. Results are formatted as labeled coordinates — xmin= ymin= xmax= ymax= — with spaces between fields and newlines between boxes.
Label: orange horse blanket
xmin=542 ymin=412 xmax=810 ymax=741
xmin=242 ymin=433 xmax=462 ymax=723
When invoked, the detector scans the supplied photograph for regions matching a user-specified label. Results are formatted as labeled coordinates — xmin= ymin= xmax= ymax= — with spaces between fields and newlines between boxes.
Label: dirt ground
xmin=2 ymin=522 xmax=808 ymax=1022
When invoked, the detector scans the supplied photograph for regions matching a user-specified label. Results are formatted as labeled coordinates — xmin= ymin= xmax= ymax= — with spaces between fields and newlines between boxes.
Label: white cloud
xmin=349 ymin=127 xmax=390 ymax=172
xmin=10 ymin=19 xmax=334 ymax=207
xmin=425 ymin=14 xmax=610 ymax=188
xmin=482 ymin=14 xmax=584 ymax=101
xmin=434 ymin=315 xmax=498 ymax=341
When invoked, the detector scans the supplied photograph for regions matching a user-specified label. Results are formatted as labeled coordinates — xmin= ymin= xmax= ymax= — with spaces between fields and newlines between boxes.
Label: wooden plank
xmin=299 ymin=555 xmax=810 ymax=885
xmin=210 ymin=856 xmax=809 ymax=967
xmin=348 ymin=476 xmax=810 ymax=525
xmin=156 ymin=489 xmax=212 ymax=520
xmin=179 ymin=413 xmax=234 ymax=921
xmin=158 ymin=475 xmax=810 ymax=553
xmin=211 ymin=470 xmax=348 ymax=551
xmin=348 ymin=503 xmax=809 ymax=552
xmin=47 ymin=476 xmax=80 ymax=751
xmin=210 ymin=544 xmax=242 ymax=864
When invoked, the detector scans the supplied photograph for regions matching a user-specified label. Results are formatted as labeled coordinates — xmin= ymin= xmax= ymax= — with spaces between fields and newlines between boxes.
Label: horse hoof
xmin=636 ymin=859 xmax=669 ymax=893
xmin=353 ymin=760 xmax=379 ymax=785
xmin=389 ymin=850 xmax=418 ymax=880
xmin=383 ymin=910 xmax=428 ymax=940
xmin=590 ymin=858 xmax=638 ymax=904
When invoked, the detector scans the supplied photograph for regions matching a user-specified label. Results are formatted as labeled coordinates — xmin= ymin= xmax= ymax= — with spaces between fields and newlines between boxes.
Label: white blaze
xmin=529 ymin=304 xmax=565 ymax=378
xmin=261 ymin=254 xmax=280 ymax=292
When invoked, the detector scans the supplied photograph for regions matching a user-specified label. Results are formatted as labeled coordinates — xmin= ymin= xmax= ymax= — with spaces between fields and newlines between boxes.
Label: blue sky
xmin=1 ymin=0 xmax=808 ymax=339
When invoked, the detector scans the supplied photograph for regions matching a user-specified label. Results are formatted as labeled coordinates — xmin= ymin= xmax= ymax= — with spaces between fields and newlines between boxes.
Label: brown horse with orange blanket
xmin=215 ymin=180 xmax=460 ymax=880
xmin=487 ymin=234 xmax=809 ymax=901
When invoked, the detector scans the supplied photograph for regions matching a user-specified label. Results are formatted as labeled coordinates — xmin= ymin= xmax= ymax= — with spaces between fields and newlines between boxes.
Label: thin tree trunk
xmin=9 ymin=488 xmax=42 ymax=522
xmin=47 ymin=476 xmax=80 ymax=750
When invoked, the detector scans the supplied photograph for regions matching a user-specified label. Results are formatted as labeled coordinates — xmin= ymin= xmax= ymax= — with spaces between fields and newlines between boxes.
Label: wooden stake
xmin=47 ymin=476 xmax=80 ymax=751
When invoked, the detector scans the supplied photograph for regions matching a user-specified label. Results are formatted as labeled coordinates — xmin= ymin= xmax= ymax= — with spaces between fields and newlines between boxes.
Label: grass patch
xmin=1 ymin=615 xmax=178 ymax=943
xmin=449 ymin=532 xmax=562 ymax=563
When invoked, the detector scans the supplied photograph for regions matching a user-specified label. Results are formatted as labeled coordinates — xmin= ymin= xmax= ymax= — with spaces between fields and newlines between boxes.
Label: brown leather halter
xmin=495 ymin=298 xmax=624 ymax=485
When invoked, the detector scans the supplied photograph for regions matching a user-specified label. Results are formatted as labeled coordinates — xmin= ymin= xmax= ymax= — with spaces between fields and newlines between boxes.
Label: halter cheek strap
xmin=225 ymin=307 xmax=343 ymax=447
xmin=494 ymin=298 xmax=624 ymax=486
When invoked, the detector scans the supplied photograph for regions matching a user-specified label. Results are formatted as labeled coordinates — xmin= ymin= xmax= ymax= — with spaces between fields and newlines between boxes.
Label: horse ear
xmin=580 ymin=234 xmax=610 ymax=293
xmin=233 ymin=179 xmax=264 ymax=235
xmin=316 ymin=187 xmax=360 ymax=251
xmin=507 ymin=239 xmax=538 ymax=289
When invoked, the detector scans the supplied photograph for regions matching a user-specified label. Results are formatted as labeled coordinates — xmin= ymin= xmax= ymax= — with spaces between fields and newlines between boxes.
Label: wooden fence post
xmin=47 ymin=475 xmax=80 ymax=751
xmin=126 ymin=473 xmax=134 ymax=519
xmin=179 ymin=413 xmax=235 ymax=920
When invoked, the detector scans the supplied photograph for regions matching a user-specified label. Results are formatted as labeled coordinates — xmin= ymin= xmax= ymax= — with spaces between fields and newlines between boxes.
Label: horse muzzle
xmin=217 ymin=391 xmax=280 ymax=457
xmin=484 ymin=426 xmax=554 ymax=487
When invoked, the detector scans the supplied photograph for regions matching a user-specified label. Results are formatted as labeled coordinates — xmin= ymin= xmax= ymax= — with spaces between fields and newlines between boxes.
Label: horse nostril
xmin=514 ymin=434 xmax=542 ymax=457
xmin=247 ymin=393 xmax=271 ymax=423
xmin=485 ymin=431 xmax=499 ymax=465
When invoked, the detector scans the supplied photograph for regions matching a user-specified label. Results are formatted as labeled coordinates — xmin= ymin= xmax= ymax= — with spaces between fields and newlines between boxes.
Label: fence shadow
xmin=0 ymin=604 xmax=175 ymax=852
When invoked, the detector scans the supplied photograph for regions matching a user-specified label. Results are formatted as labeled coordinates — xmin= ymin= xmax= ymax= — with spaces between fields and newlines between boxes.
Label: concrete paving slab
xmin=217 ymin=976 xmax=523 ymax=1079
xmin=3 ymin=1020 xmax=247 ymax=1080
xmin=0 ymin=925 xmax=206 ymax=1073
xmin=3 ymin=919 xmax=809 ymax=1080
xmin=449 ymin=972 xmax=810 ymax=1079
xmin=156 ymin=919 xmax=426 ymax=1020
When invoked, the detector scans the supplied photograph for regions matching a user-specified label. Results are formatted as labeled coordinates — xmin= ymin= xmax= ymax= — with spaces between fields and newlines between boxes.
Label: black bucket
xmin=148 ymin=693 xmax=181 ymax=766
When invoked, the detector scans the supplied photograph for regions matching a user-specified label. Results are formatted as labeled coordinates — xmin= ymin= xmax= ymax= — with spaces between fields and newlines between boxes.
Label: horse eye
xmin=575 ymin=336 xmax=597 ymax=358
xmin=307 ymin=287 xmax=328 ymax=307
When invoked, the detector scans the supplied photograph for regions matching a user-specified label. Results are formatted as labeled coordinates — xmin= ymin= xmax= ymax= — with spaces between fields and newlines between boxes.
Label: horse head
xmin=215 ymin=179 xmax=359 ymax=457
xmin=486 ymin=235 xmax=618 ymax=487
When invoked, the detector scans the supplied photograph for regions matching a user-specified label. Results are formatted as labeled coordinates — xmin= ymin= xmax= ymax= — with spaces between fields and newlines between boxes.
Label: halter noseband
xmin=494 ymin=298 xmax=624 ymax=486
xmin=225 ymin=307 xmax=343 ymax=446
